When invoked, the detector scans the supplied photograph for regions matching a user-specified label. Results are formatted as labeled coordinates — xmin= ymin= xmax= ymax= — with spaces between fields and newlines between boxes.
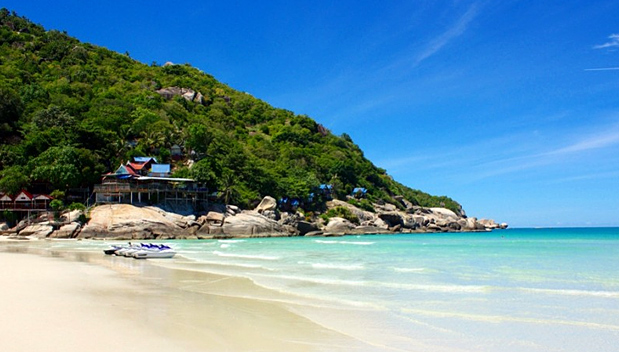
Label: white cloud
xmin=593 ymin=34 xmax=619 ymax=49
xmin=378 ymin=117 xmax=619 ymax=185
xmin=413 ymin=3 xmax=480 ymax=67
xmin=584 ymin=67 xmax=619 ymax=71
xmin=544 ymin=128 xmax=619 ymax=156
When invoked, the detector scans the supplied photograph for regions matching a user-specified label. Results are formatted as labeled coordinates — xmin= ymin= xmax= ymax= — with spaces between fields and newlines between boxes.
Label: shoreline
xmin=0 ymin=241 xmax=374 ymax=352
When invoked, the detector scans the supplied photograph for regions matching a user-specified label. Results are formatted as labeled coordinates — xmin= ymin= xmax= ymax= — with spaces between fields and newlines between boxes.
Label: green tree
xmin=30 ymin=146 xmax=99 ymax=190
xmin=130 ymin=107 xmax=161 ymax=136
xmin=0 ymin=86 xmax=22 ymax=137
xmin=49 ymin=199 xmax=64 ymax=221
xmin=185 ymin=123 xmax=212 ymax=157
xmin=29 ymin=105 xmax=74 ymax=129
xmin=0 ymin=165 xmax=29 ymax=194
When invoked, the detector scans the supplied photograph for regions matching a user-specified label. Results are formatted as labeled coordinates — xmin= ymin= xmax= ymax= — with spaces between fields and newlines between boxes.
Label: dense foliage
xmin=0 ymin=9 xmax=462 ymax=213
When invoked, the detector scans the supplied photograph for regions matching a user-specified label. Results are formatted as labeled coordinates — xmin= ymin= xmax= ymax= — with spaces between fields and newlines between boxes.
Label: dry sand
xmin=0 ymin=243 xmax=369 ymax=352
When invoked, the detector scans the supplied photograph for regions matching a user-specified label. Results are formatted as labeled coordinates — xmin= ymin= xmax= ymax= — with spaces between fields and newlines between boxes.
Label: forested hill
xmin=0 ymin=9 xmax=462 ymax=214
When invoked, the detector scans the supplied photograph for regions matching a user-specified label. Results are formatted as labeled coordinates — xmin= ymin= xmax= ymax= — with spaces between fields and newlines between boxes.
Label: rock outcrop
xmin=324 ymin=217 xmax=356 ymax=234
xmin=156 ymin=86 xmax=204 ymax=105
xmin=78 ymin=204 xmax=188 ymax=239
xmin=255 ymin=196 xmax=277 ymax=213
xmin=50 ymin=223 xmax=81 ymax=239
xmin=18 ymin=222 xmax=54 ymax=238
xmin=0 ymin=193 xmax=506 ymax=240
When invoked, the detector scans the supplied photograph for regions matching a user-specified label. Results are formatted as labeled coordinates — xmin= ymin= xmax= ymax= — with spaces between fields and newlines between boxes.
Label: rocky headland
xmin=0 ymin=196 xmax=507 ymax=240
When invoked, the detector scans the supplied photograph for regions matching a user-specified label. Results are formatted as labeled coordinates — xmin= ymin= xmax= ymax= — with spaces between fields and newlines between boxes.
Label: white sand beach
xmin=0 ymin=243 xmax=370 ymax=352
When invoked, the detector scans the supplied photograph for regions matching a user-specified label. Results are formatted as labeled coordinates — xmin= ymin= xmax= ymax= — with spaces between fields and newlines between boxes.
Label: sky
xmin=4 ymin=0 xmax=619 ymax=227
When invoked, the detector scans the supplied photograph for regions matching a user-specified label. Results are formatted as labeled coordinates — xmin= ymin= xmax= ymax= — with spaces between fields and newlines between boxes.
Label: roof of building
xmin=150 ymin=164 xmax=171 ymax=174
xmin=14 ymin=190 xmax=34 ymax=201
xmin=103 ymin=164 xmax=138 ymax=179
xmin=127 ymin=162 xmax=148 ymax=171
xmin=133 ymin=156 xmax=158 ymax=163
xmin=0 ymin=193 xmax=12 ymax=201
xmin=115 ymin=164 xmax=138 ymax=176
xmin=33 ymin=194 xmax=53 ymax=200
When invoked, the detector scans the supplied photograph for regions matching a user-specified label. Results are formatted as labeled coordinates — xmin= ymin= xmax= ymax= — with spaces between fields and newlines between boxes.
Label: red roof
xmin=127 ymin=162 xmax=147 ymax=171
xmin=0 ymin=193 xmax=12 ymax=201
xmin=14 ymin=190 xmax=34 ymax=201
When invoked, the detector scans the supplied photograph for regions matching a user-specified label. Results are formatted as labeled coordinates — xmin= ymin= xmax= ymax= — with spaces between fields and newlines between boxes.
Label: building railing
xmin=0 ymin=203 xmax=50 ymax=211
xmin=94 ymin=182 xmax=210 ymax=194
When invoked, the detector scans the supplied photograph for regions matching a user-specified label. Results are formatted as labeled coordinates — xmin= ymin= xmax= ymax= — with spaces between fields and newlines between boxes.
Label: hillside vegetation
xmin=0 ymin=9 xmax=461 ymax=214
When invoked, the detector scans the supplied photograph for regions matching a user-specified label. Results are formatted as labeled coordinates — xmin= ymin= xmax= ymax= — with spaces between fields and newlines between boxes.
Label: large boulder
xmin=402 ymin=215 xmax=420 ymax=230
xmin=296 ymin=221 xmax=318 ymax=236
xmin=196 ymin=225 xmax=227 ymax=239
xmin=394 ymin=196 xmax=415 ymax=211
xmin=373 ymin=202 xmax=398 ymax=212
xmin=204 ymin=211 xmax=224 ymax=225
xmin=255 ymin=196 xmax=277 ymax=213
xmin=324 ymin=217 xmax=355 ymax=235
xmin=462 ymin=217 xmax=486 ymax=231
xmin=261 ymin=210 xmax=280 ymax=221
xmin=227 ymin=205 xmax=241 ymax=216
xmin=479 ymin=219 xmax=500 ymax=230
xmin=50 ymin=223 xmax=81 ymax=239
xmin=145 ymin=206 xmax=195 ymax=228
xmin=413 ymin=215 xmax=427 ymax=226
xmin=378 ymin=212 xmax=404 ymax=227
xmin=326 ymin=199 xmax=374 ymax=222
xmin=428 ymin=207 xmax=459 ymax=220
xmin=221 ymin=211 xmax=287 ymax=237
xmin=78 ymin=204 xmax=188 ymax=239
xmin=59 ymin=210 xmax=83 ymax=223
xmin=156 ymin=87 xmax=204 ymax=104
xmin=18 ymin=222 xmax=54 ymax=238
xmin=279 ymin=211 xmax=303 ymax=226
xmin=372 ymin=217 xmax=390 ymax=230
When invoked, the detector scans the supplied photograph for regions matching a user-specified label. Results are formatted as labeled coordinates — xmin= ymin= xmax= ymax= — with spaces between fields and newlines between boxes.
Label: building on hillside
xmin=170 ymin=144 xmax=183 ymax=160
xmin=351 ymin=187 xmax=367 ymax=199
xmin=13 ymin=190 xmax=34 ymax=208
xmin=33 ymin=194 xmax=53 ymax=209
xmin=126 ymin=157 xmax=158 ymax=176
xmin=318 ymin=184 xmax=333 ymax=200
xmin=0 ymin=190 xmax=53 ymax=212
xmin=94 ymin=162 xmax=209 ymax=209
xmin=0 ymin=193 xmax=12 ymax=208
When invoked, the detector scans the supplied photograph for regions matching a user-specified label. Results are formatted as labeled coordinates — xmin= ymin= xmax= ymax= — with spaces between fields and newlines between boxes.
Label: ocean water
xmin=56 ymin=228 xmax=619 ymax=351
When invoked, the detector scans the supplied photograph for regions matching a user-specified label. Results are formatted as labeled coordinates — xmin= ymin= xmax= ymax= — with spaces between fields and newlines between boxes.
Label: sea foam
xmin=212 ymin=251 xmax=280 ymax=261
xmin=314 ymin=240 xmax=375 ymax=245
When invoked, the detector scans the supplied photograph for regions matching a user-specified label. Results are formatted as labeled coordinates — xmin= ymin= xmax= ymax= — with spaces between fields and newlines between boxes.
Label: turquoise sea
xmin=54 ymin=227 xmax=619 ymax=351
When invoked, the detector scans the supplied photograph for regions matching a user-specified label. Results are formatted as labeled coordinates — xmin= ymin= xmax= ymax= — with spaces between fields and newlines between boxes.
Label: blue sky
xmin=5 ymin=1 xmax=619 ymax=227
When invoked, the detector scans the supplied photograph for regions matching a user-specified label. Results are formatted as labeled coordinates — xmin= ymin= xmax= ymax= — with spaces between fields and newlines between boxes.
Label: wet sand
xmin=0 ymin=242 xmax=372 ymax=352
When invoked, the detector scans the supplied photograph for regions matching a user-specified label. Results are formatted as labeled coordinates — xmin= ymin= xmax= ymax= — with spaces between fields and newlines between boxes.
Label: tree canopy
xmin=0 ymin=9 xmax=462 ymax=213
